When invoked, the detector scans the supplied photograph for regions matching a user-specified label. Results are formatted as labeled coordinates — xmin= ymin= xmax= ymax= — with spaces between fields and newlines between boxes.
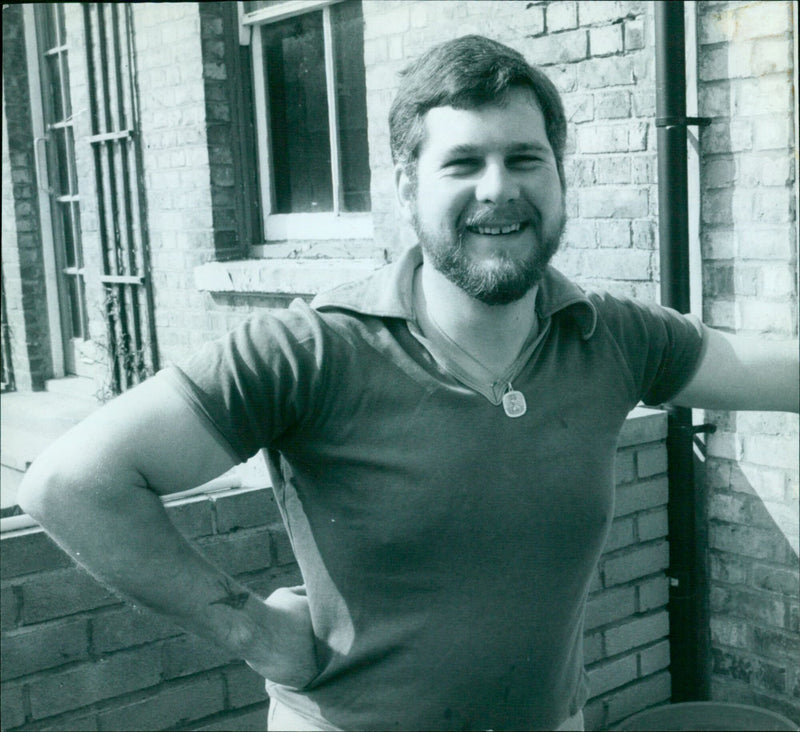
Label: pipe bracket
xmin=655 ymin=116 xmax=712 ymax=128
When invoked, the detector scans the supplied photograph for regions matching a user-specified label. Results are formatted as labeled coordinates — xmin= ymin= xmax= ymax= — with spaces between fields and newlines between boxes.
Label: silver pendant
xmin=502 ymin=389 xmax=527 ymax=418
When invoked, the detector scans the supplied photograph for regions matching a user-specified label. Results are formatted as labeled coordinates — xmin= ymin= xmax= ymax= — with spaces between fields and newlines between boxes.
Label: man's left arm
xmin=670 ymin=323 xmax=799 ymax=412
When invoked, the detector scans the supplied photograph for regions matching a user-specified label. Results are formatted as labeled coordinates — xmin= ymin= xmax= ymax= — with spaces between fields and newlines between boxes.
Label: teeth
xmin=474 ymin=223 xmax=522 ymax=235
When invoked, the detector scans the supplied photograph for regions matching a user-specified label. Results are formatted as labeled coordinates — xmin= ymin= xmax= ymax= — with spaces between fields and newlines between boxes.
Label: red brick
xmin=709 ymin=524 xmax=788 ymax=564
xmin=614 ymin=478 xmax=668 ymax=517
xmin=28 ymin=646 xmax=162 ymax=719
xmin=638 ymin=639 xmax=670 ymax=676
xmin=604 ymin=611 xmax=670 ymax=656
xmin=21 ymin=568 xmax=121 ymax=623
xmin=588 ymin=654 xmax=638 ymax=697
xmin=636 ymin=444 xmax=668 ymax=479
xmin=2 ymin=617 xmax=89 ymax=680
xmin=606 ymin=671 xmax=671 ymax=724
xmin=161 ymin=633 xmax=237 ymax=680
xmin=586 ymin=586 xmax=637 ymax=630
xmin=711 ymin=586 xmax=785 ymax=628
xmin=605 ymin=517 xmax=636 ymax=552
xmin=1 ymin=583 xmax=20 ymax=630
xmin=617 ymin=411 xmax=667 ymax=448
xmin=194 ymin=704 xmax=270 ymax=731
xmin=199 ymin=528 xmax=272 ymax=576
xmin=97 ymin=675 xmax=226 ymax=731
xmin=751 ymin=564 xmax=800 ymax=596
xmin=0 ymin=528 xmax=72 ymax=579
xmin=166 ymin=496 xmax=215 ymax=538
xmin=637 ymin=508 xmax=668 ymax=541
xmin=213 ymin=487 xmax=281 ymax=533
xmin=224 ymin=663 xmax=270 ymax=708
xmin=37 ymin=710 xmax=99 ymax=731
xmin=0 ymin=681 xmax=26 ymax=729
xmin=603 ymin=541 xmax=669 ymax=586
xmin=91 ymin=606 xmax=182 ymax=654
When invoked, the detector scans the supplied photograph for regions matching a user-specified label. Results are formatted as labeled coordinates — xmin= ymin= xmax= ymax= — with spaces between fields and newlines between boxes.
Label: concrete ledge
xmin=193 ymin=258 xmax=385 ymax=296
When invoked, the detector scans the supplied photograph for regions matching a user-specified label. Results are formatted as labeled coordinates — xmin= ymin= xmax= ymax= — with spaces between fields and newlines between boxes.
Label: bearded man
xmin=19 ymin=35 xmax=798 ymax=732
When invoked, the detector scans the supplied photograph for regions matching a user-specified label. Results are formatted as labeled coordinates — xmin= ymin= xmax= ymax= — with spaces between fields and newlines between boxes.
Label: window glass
xmin=332 ymin=1 xmax=370 ymax=212
xmin=262 ymin=13 xmax=333 ymax=213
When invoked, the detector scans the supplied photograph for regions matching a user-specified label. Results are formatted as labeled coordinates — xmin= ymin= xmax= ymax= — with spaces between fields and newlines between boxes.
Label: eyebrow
xmin=441 ymin=142 xmax=552 ymax=157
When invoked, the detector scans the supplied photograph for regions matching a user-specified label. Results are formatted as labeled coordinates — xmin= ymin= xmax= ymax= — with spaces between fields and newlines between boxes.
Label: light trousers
xmin=267 ymin=698 xmax=585 ymax=731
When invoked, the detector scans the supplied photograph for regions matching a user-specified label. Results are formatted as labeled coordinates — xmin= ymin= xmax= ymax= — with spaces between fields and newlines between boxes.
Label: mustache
xmin=460 ymin=203 xmax=541 ymax=229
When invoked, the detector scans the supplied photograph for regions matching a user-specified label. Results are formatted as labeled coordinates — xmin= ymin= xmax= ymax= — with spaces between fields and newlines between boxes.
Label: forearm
xmin=17 ymin=462 xmax=308 ymax=685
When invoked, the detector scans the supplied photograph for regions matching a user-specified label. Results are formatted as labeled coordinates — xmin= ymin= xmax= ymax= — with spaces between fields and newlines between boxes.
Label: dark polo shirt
xmin=165 ymin=246 xmax=704 ymax=730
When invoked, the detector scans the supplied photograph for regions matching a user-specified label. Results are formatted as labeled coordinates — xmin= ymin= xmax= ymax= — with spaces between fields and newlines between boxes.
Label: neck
xmin=417 ymin=261 xmax=540 ymax=374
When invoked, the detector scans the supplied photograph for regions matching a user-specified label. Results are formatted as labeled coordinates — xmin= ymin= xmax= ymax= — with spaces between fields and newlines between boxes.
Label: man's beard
xmin=412 ymin=201 xmax=565 ymax=306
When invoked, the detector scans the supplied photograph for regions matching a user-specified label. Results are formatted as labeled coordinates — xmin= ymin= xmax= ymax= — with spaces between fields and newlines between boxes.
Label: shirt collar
xmin=311 ymin=244 xmax=597 ymax=339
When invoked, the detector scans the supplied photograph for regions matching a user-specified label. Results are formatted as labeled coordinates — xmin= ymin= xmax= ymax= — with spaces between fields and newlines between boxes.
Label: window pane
xmin=262 ymin=13 xmax=333 ymax=213
xmin=46 ymin=53 xmax=64 ymax=122
xmin=52 ymin=127 xmax=70 ymax=195
xmin=332 ymin=1 xmax=370 ymax=212
xmin=66 ymin=275 xmax=86 ymax=338
xmin=60 ymin=202 xmax=76 ymax=268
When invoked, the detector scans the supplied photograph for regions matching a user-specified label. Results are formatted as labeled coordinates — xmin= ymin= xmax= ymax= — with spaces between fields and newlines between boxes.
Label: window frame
xmin=240 ymin=0 xmax=373 ymax=243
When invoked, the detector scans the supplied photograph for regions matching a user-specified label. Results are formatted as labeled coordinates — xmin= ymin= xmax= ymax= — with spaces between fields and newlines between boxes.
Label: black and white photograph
xmin=1 ymin=1 xmax=798 ymax=730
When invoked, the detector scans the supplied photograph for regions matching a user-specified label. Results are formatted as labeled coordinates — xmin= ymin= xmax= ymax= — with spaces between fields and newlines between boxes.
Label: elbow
xmin=16 ymin=453 xmax=63 ymax=522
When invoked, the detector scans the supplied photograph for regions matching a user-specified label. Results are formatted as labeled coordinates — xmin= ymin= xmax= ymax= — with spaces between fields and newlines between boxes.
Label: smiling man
xmin=18 ymin=35 xmax=798 ymax=732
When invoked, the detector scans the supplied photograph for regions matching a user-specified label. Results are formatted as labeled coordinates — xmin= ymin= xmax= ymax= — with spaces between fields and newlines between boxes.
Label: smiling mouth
xmin=466 ymin=222 xmax=526 ymax=236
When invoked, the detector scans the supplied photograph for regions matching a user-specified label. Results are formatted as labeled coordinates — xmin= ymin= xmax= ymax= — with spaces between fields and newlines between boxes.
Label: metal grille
xmin=83 ymin=4 xmax=158 ymax=394
xmin=1 ymin=275 xmax=15 ymax=393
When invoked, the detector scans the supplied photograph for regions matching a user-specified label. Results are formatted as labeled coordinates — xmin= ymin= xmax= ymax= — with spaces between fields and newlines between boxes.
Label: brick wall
xmin=1 ymin=485 xmax=301 ymax=731
xmin=1 ymin=410 xmax=670 ymax=730
xmin=363 ymin=0 xmax=660 ymax=300
xmin=1 ymin=5 xmax=52 ymax=391
xmin=697 ymin=1 xmax=799 ymax=724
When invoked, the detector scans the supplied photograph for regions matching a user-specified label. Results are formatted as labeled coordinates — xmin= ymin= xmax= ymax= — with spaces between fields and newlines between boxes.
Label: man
xmin=18 ymin=35 xmax=798 ymax=731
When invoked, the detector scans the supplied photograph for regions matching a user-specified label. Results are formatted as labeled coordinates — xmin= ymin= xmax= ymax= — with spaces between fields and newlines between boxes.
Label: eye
xmin=442 ymin=158 xmax=482 ymax=175
xmin=508 ymin=154 xmax=544 ymax=169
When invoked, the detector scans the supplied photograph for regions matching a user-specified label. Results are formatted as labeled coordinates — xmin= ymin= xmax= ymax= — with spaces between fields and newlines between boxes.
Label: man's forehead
xmin=418 ymin=92 xmax=550 ymax=157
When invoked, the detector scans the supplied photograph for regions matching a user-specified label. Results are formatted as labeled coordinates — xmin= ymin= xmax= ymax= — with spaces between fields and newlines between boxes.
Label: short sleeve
xmin=161 ymin=299 xmax=328 ymax=462
xmin=591 ymin=294 xmax=706 ymax=407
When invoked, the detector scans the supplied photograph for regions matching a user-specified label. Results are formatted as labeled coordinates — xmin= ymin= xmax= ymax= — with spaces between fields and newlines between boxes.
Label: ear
xmin=394 ymin=163 xmax=415 ymax=223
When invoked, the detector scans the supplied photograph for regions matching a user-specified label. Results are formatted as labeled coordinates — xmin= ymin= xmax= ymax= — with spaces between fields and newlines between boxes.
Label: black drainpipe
xmin=654 ymin=0 xmax=712 ymax=702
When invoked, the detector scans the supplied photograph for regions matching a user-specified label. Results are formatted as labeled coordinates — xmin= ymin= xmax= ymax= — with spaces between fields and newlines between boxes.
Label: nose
xmin=474 ymin=161 xmax=520 ymax=204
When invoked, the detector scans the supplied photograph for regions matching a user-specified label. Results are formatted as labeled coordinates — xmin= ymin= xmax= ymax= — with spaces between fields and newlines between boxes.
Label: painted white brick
xmin=579 ymin=187 xmax=649 ymax=218
xmin=564 ymin=219 xmax=596 ymax=248
xmin=738 ymin=300 xmax=795 ymax=335
xmin=547 ymin=2 xmax=577 ymax=32
xmin=595 ymin=157 xmax=632 ymax=185
xmin=526 ymin=29 xmax=588 ymax=66
xmin=753 ymin=117 xmax=792 ymax=151
xmin=737 ymin=226 xmax=796 ymax=260
xmin=735 ymin=77 xmax=794 ymax=116
xmin=707 ymin=431 xmax=744 ymax=461
xmin=579 ymin=1 xmax=634 ymax=26
xmin=632 ymin=220 xmax=655 ymax=249
xmin=587 ymin=249 xmax=652 ymax=280
xmin=624 ymin=19 xmax=645 ymax=51
xmin=733 ymin=1 xmax=793 ymax=41
xmin=750 ymin=38 xmax=793 ymax=76
xmin=590 ymin=24 xmax=623 ymax=57
xmin=759 ymin=265 xmax=797 ymax=299
xmin=752 ymin=188 xmax=794 ymax=224
xmin=596 ymin=90 xmax=631 ymax=119
xmin=704 ymin=158 xmax=736 ymax=189
xmin=563 ymin=94 xmax=595 ymax=123
xmin=576 ymin=55 xmax=635 ymax=88
xmin=578 ymin=124 xmax=629 ymax=154
xmin=743 ymin=436 xmax=800 ymax=471
xmin=596 ymin=219 xmax=631 ymax=248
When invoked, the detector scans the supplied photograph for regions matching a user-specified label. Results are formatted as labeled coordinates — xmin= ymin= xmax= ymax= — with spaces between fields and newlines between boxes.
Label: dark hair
xmin=389 ymin=35 xmax=567 ymax=187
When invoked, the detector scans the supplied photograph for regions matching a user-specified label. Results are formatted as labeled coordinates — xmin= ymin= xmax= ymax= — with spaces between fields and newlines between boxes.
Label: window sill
xmin=193 ymin=255 xmax=385 ymax=296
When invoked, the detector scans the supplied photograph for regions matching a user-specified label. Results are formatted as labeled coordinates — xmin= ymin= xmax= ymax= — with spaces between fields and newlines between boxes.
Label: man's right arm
xmin=16 ymin=374 xmax=317 ymax=688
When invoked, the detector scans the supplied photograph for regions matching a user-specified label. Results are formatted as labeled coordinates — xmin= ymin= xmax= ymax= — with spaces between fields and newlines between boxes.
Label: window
xmin=241 ymin=0 xmax=372 ymax=242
